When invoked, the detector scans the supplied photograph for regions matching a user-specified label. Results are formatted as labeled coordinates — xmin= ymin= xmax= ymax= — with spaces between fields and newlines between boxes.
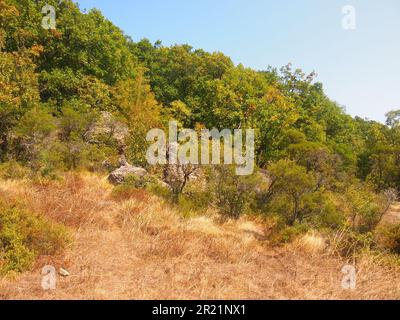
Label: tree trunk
xmin=289 ymin=197 xmax=299 ymax=226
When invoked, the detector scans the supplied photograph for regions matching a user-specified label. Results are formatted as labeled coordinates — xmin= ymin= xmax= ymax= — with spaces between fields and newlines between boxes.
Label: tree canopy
xmin=1 ymin=0 xmax=399 ymax=193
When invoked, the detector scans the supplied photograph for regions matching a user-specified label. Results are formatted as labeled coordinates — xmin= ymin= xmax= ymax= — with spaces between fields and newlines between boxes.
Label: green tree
xmin=206 ymin=165 xmax=257 ymax=219
xmin=11 ymin=107 xmax=56 ymax=170
xmin=266 ymin=160 xmax=317 ymax=225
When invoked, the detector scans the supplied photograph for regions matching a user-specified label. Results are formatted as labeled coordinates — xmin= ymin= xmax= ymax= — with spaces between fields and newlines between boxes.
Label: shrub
xmin=176 ymin=191 xmax=211 ymax=218
xmin=163 ymin=163 xmax=199 ymax=202
xmin=11 ymin=108 xmax=57 ymax=171
xmin=344 ymin=184 xmax=386 ymax=233
xmin=147 ymin=181 xmax=172 ymax=200
xmin=206 ymin=165 xmax=258 ymax=219
xmin=111 ymin=174 xmax=172 ymax=203
xmin=0 ymin=201 xmax=70 ymax=275
xmin=122 ymin=174 xmax=153 ymax=189
xmin=0 ymin=161 xmax=30 ymax=180
xmin=262 ymin=160 xmax=317 ymax=225
xmin=302 ymin=191 xmax=346 ymax=229
xmin=111 ymin=183 xmax=151 ymax=202
xmin=329 ymin=228 xmax=375 ymax=257
xmin=268 ymin=222 xmax=310 ymax=244
xmin=375 ymin=224 xmax=400 ymax=254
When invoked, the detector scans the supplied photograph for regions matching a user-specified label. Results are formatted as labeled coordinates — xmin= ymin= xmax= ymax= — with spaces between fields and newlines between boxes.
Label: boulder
xmin=108 ymin=160 xmax=148 ymax=185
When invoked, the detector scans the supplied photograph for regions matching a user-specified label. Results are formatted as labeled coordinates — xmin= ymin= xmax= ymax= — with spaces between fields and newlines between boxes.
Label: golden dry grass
xmin=382 ymin=203 xmax=400 ymax=225
xmin=0 ymin=173 xmax=399 ymax=300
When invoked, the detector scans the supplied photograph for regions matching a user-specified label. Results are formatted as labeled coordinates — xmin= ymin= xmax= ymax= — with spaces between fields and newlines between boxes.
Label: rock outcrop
xmin=108 ymin=158 xmax=148 ymax=185
xmin=85 ymin=111 xmax=129 ymax=151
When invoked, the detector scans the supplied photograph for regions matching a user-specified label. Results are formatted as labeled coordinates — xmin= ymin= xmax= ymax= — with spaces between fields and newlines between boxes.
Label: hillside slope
xmin=0 ymin=173 xmax=399 ymax=300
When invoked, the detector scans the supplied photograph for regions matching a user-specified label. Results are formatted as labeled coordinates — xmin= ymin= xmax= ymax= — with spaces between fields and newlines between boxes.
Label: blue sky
xmin=76 ymin=0 xmax=400 ymax=123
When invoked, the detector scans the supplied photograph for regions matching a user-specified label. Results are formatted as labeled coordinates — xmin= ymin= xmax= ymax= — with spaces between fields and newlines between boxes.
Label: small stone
xmin=59 ymin=268 xmax=70 ymax=277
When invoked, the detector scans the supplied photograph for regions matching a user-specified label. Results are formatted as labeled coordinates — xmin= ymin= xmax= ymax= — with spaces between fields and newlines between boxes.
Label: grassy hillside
xmin=0 ymin=0 xmax=400 ymax=299
xmin=0 ymin=172 xmax=399 ymax=299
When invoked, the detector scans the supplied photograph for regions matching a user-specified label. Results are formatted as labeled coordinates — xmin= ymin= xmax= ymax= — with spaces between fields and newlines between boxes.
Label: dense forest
xmin=1 ymin=0 xmax=400 ymax=277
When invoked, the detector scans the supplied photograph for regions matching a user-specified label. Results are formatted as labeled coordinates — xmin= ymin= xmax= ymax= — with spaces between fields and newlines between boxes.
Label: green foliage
xmin=55 ymin=106 xmax=118 ymax=171
xmin=375 ymin=224 xmax=400 ymax=254
xmin=206 ymin=165 xmax=258 ymax=219
xmin=301 ymin=191 xmax=346 ymax=229
xmin=355 ymin=117 xmax=400 ymax=191
xmin=269 ymin=223 xmax=310 ymax=244
xmin=11 ymin=107 xmax=56 ymax=170
xmin=1 ymin=0 xmax=400 ymax=256
xmin=330 ymin=228 xmax=375 ymax=257
xmin=0 ymin=200 xmax=70 ymax=274
xmin=147 ymin=181 xmax=172 ymax=200
xmin=386 ymin=110 xmax=400 ymax=128
xmin=124 ymin=174 xmax=157 ymax=190
xmin=112 ymin=73 xmax=160 ymax=166
xmin=344 ymin=183 xmax=386 ymax=233
xmin=264 ymin=160 xmax=317 ymax=225
xmin=1 ymin=0 xmax=400 ymax=193
xmin=258 ymin=159 xmax=349 ymax=234
xmin=58 ymin=105 xmax=97 ymax=141
xmin=0 ymin=160 xmax=30 ymax=179
xmin=111 ymin=175 xmax=172 ymax=203
xmin=175 ymin=183 xmax=211 ymax=217
xmin=0 ymin=46 xmax=41 ymax=160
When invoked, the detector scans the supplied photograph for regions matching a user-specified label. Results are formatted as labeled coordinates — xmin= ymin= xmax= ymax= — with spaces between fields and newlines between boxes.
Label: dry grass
xmin=382 ymin=203 xmax=400 ymax=225
xmin=0 ymin=172 xmax=399 ymax=300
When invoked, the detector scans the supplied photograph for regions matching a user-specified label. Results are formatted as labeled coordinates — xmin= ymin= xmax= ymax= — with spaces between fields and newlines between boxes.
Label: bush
xmin=263 ymin=160 xmax=317 ymax=226
xmin=375 ymin=224 xmax=400 ymax=254
xmin=329 ymin=228 xmax=375 ymax=257
xmin=111 ymin=181 xmax=151 ymax=202
xmin=268 ymin=221 xmax=310 ymax=244
xmin=344 ymin=184 xmax=386 ymax=233
xmin=206 ymin=165 xmax=258 ymax=219
xmin=11 ymin=108 xmax=57 ymax=171
xmin=111 ymin=174 xmax=171 ymax=202
xmin=301 ymin=191 xmax=346 ymax=229
xmin=163 ymin=163 xmax=199 ymax=202
xmin=176 ymin=191 xmax=211 ymax=218
xmin=0 ymin=161 xmax=30 ymax=180
xmin=147 ymin=181 xmax=172 ymax=200
xmin=0 ymin=201 xmax=70 ymax=275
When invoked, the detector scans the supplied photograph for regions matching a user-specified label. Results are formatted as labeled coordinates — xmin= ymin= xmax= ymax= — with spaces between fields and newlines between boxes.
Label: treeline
xmin=2 ymin=0 xmax=399 ymax=187
xmin=1 ymin=0 xmax=400 ymax=251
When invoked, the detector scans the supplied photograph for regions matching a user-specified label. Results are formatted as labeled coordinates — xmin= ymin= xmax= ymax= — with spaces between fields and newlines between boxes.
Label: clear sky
xmin=75 ymin=0 xmax=400 ymax=123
